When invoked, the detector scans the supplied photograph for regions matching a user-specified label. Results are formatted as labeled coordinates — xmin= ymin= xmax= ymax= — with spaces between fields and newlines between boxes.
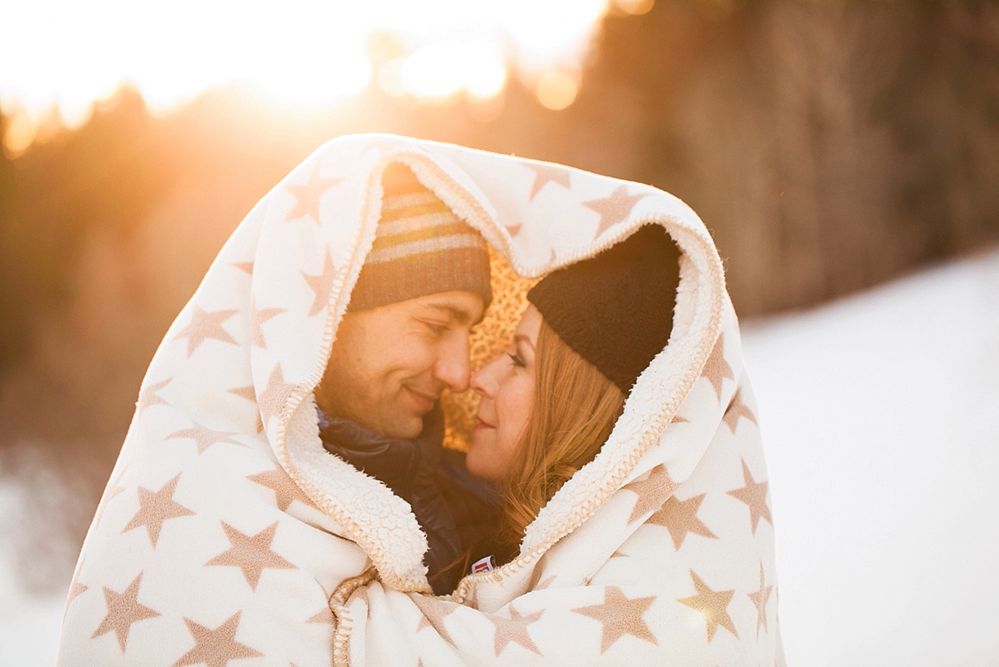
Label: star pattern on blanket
xmin=227 ymin=385 xmax=263 ymax=433
xmin=571 ymin=586 xmax=658 ymax=654
xmin=137 ymin=377 xmax=171 ymax=412
xmin=108 ymin=465 xmax=130 ymax=498
xmin=530 ymin=572 xmax=557 ymax=591
xmin=167 ymin=422 xmax=244 ymax=456
xmin=726 ymin=460 xmax=772 ymax=535
xmin=122 ymin=474 xmax=195 ymax=548
xmin=411 ymin=593 xmax=460 ymax=645
xmin=526 ymin=163 xmax=572 ymax=201
xmin=250 ymin=299 xmax=285 ymax=349
xmin=175 ymin=306 xmax=239 ymax=357
xmin=91 ymin=572 xmax=161 ymax=652
xmin=490 ymin=605 xmax=543 ymax=657
xmin=647 ymin=492 xmax=718 ymax=550
xmin=206 ymin=521 xmax=296 ymax=590
xmin=257 ymin=364 xmax=295 ymax=425
xmin=174 ymin=611 xmax=263 ymax=667
xmin=747 ymin=562 xmax=773 ymax=638
xmin=701 ymin=334 xmax=734 ymax=401
xmin=67 ymin=579 xmax=89 ymax=609
xmin=678 ymin=570 xmax=738 ymax=642
xmin=583 ymin=186 xmax=650 ymax=239
xmin=285 ymin=163 xmax=343 ymax=224
xmin=624 ymin=464 xmax=677 ymax=524
xmin=306 ymin=607 xmax=335 ymax=627
xmin=302 ymin=249 xmax=337 ymax=317
xmin=722 ymin=388 xmax=757 ymax=433
xmin=246 ymin=465 xmax=314 ymax=511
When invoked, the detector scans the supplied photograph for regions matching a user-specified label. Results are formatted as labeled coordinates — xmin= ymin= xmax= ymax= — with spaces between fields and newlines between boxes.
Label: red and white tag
xmin=470 ymin=555 xmax=495 ymax=574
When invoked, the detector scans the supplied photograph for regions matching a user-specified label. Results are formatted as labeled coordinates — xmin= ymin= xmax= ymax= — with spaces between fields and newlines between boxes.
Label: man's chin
xmin=380 ymin=413 xmax=425 ymax=440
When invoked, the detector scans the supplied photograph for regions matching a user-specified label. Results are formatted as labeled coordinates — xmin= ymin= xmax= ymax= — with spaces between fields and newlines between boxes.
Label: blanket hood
xmin=226 ymin=133 xmax=727 ymax=593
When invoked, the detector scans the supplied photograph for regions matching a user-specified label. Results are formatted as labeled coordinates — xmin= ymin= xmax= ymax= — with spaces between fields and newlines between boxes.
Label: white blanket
xmin=58 ymin=134 xmax=785 ymax=665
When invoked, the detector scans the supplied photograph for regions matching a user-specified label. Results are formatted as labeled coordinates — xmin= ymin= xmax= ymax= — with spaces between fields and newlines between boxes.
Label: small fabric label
xmin=471 ymin=555 xmax=495 ymax=574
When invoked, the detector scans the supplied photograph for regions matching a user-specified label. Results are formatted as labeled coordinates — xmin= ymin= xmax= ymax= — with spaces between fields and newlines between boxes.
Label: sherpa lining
xmin=266 ymin=138 xmax=726 ymax=593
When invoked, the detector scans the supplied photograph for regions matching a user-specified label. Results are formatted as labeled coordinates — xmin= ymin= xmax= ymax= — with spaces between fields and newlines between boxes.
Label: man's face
xmin=316 ymin=290 xmax=485 ymax=438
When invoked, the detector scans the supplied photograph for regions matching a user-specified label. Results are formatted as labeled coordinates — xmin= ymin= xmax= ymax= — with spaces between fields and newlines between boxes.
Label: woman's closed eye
xmin=507 ymin=350 xmax=525 ymax=368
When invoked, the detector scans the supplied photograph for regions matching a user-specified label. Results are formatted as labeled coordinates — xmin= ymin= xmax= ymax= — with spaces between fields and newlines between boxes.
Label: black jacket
xmin=316 ymin=405 xmax=501 ymax=594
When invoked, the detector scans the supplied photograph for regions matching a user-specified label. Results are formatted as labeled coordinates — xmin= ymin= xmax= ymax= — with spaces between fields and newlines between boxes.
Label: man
xmin=313 ymin=163 xmax=494 ymax=593
xmin=57 ymin=147 xmax=496 ymax=665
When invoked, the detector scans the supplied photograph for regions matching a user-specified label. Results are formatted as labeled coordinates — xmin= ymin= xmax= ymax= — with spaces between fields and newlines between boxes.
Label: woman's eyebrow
xmin=514 ymin=334 xmax=536 ymax=352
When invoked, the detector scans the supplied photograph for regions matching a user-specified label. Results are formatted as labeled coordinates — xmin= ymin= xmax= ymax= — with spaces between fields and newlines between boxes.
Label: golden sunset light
xmin=1 ymin=0 xmax=635 ymax=153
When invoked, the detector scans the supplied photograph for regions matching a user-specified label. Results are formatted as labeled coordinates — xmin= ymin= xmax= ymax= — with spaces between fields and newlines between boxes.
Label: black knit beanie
xmin=349 ymin=163 xmax=492 ymax=311
xmin=527 ymin=225 xmax=681 ymax=392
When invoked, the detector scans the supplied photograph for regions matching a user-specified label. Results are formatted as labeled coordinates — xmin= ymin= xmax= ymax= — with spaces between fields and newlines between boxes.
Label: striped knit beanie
xmin=349 ymin=163 xmax=492 ymax=312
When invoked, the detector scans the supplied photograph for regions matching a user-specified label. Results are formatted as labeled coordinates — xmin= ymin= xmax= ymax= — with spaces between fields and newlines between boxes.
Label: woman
xmin=458 ymin=225 xmax=680 ymax=575
xmin=59 ymin=135 xmax=783 ymax=666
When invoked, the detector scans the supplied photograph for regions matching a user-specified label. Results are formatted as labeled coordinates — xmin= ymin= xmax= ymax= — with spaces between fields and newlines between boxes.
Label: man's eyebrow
xmin=424 ymin=302 xmax=475 ymax=325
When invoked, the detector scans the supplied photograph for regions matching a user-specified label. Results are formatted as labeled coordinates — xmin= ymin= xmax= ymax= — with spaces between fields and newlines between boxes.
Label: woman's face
xmin=465 ymin=304 xmax=543 ymax=481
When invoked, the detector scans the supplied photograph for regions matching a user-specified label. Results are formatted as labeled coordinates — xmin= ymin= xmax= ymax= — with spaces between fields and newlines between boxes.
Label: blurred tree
xmin=574 ymin=0 xmax=999 ymax=314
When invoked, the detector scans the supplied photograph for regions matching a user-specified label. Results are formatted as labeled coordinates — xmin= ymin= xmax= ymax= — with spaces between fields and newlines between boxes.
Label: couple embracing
xmin=59 ymin=134 xmax=785 ymax=665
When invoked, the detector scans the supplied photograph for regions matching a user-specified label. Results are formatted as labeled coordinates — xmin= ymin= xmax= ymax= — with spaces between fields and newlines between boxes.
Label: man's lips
xmin=404 ymin=386 xmax=437 ymax=411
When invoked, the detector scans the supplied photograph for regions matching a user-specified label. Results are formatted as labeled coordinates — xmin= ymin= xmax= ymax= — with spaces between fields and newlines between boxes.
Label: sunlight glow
xmin=536 ymin=71 xmax=580 ymax=111
xmin=1 ymin=0 xmax=622 ymax=150
xmin=617 ymin=0 xmax=656 ymax=16
xmin=398 ymin=42 xmax=507 ymax=101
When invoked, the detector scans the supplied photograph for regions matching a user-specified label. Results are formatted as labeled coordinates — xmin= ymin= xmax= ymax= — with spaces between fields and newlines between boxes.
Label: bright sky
xmin=1 ymin=0 xmax=653 ymax=152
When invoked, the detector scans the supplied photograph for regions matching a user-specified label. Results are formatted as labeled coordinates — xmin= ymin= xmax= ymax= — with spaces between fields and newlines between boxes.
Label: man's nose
xmin=433 ymin=334 xmax=472 ymax=392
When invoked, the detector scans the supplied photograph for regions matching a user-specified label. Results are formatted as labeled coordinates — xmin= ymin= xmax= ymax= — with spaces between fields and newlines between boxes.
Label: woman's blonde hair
xmin=497 ymin=319 xmax=626 ymax=551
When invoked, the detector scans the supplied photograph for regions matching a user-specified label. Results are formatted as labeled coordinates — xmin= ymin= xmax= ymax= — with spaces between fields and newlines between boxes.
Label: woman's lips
xmin=474 ymin=416 xmax=495 ymax=431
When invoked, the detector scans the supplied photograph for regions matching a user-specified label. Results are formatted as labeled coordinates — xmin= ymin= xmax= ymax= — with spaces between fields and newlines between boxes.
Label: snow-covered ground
xmin=2 ymin=247 xmax=997 ymax=665
xmin=743 ymin=248 xmax=999 ymax=666
xmin=0 ymin=477 xmax=66 ymax=665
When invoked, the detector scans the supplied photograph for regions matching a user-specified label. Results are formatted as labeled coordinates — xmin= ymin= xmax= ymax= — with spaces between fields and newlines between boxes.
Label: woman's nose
xmin=470 ymin=361 xmax=500 ymax=397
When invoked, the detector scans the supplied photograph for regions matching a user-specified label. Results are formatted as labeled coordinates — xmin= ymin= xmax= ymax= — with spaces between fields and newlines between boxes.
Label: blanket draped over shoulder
xmin=58 ymin=134 xmax=786 ymax=666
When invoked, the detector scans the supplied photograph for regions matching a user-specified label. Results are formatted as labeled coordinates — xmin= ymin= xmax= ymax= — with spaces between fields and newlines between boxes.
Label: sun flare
xmin=1 ymin=0 xmax=651 ymax=152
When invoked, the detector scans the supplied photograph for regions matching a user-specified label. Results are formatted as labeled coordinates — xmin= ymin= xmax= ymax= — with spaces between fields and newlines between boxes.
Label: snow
xmin=742 ymin=248 xmax=999 ymax=666
xmin=2 ymin=247 xmax=997 ymax=664
xmin=0 ymin=478 xmax=65 ymax=666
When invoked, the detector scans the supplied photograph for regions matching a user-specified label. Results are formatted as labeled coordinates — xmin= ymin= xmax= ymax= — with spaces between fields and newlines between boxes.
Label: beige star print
xmin=205 ymin=521 xmax=296 ymax=590
xmin=722 ymin=388 xmax=757 ymax=433
xmin=167 ymin=422 xmax=243 ymax=456
xmin=571 ymin=586 xmax=658 ymax=654
xmin=525 ymin=163 xmax=572 ymax=201
xmin=726 ymin=460 xmax=772 ymax=535
xmin=121 ymin=474 xmax=195 ymax=548
xmin=623 ymin=464 xmax=677 ymax=524
xmin=246 ymin=465 xmax=316 ymax=512
xmin=700 ymin=334 xmax=734 ymax=400
xmin=647 ymin=492 xmax=718 ymax=550
xmin=583 ymin=185 xmax=650 ymax=238
xmin=285 ymin=163 xmax=342 ymax=224
xmin=678 ymin=570 xmax=738 ymax=642
xmin=174 ymin=611 xmax=262 ymax=667
xmin=302 ymin=249 xmax=337 ymax=317
xmin=174 ymin=306 xmax=238 ymax=357
xmin=91 ymin=572 xmax=160 ymax=652
xmin=489 ymin=606 xmax=544 ymax=657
